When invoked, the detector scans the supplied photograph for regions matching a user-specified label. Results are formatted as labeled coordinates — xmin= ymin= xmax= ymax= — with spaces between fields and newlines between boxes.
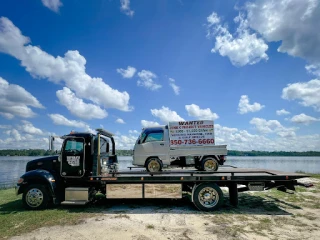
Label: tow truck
xmin=15 ymin=129 xmax=312 ymax=211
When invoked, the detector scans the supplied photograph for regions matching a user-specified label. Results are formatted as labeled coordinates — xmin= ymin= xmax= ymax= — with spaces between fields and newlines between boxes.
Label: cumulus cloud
xmin=245 ymin=0 xmax=320 ymax=70
xmin=115 ymin=118 xmax=125 ymax=124
xmin=48 ymin=114 xmax=87 ymax=128
xmin=0 ymin=17 xmax=132 ymax=114
xmin=250 ymin=117 xmax=296 ymax=137
xmin=117 ymin=66 xmax=136 ymax=78
xmin=169 ymin=78 xmax=180 ymax=95
xmin=19 ymin=120 xmax=44 ymax=135
xmin=41 ymin=0 xmax=63 ymax=13
xmin=151 ymin=106 xmax=184 ymax=123
xmin=48 ymin=113 xmax=94 ymax=133
xmin=0 ymin=77 xmax=44 ymax=119
xmin=276 ymin=109 xmax=290 ymax=116
xmin=56 ymin=87 xmax=107 ymax=119
xmin=185 ymin=104 xmax=219 ymax=120
xmin=113 ymin=131 xmax=137 ymax=149
xmin=290 ymin=113 xmax=319 ymax=125
xmin=141 ymin=120 xmax=160 ymax=128
xmin=129 ymin=130 xmax=139 ymax=135
xmin=137 ymin=70 xmax=162 ymax=91
xmin=238 ymin=95 xmax=264 ymax=114
xmin=206 ymin=12 xmax=268 ymax=66
xmin=120 ymin=0 xmax=134 ymax=17
xmin=214 ymin=123 xmax=319 ymax=151
xmin=282 ymin=79 xmax=320 ymax=111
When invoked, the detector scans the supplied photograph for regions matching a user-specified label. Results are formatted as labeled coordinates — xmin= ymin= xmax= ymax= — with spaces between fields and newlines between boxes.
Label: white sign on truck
xmin=168 ymin=120 xmax=215 ymax=147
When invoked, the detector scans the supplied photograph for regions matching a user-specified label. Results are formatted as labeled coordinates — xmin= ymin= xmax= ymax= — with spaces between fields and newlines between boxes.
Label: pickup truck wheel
xmin=201 ymin=157 xmax=219 ymax=171
xmin=193 ymin=183 xmax=223 ymax=211
xmin=146 ymin=158 xmax=162 ymax=172
xmin=22 ymin=184 xmax=50 ymax=210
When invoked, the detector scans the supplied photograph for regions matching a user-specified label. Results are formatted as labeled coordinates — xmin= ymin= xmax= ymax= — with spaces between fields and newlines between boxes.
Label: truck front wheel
xmin=201 ymin=157 xmax=219 ymax=171
xmin=146 ymin=158 xmax=162 ymax=172
xmin=22 ymin=184 xmax=50 ymax=210
xmin=193 ymin=183 xmax=223 ymax=211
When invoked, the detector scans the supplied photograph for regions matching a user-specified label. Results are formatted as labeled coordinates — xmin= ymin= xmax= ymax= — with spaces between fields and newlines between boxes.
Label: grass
xmin=146 ymin=224 xmax=155 ymax=229
xmin=0 ymin=188 xmax=103 ymax=239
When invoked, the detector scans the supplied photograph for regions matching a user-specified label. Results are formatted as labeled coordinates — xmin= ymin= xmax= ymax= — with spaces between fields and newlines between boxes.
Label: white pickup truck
xmin=132 ymin=120 xmax=227 ymax=172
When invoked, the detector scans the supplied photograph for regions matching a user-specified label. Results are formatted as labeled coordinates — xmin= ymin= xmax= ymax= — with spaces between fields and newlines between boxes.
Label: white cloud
xmin=206 ymin=12 xmax=268 ymax=66
xmin=0 ymin=17 xmax=132 ymax=114
xmin=0 ymin=125 xmax=11 ymax=129
xmin=117 ymin=66 xmax=136 ymax=78
xmin=120 ymin=0 xmax=134 ymax=17
xmin=185 ymin=104 xmax=219 ymax=120
xmin=276 ymin=109 xmax=290 ymax=116
xmin=238 ymin=95 xmax=264 ymax=114
xmin=48 ymin=114 xmax=88 ymax=128
xmin=19 ymin=120 xmax=44 ymax=135
xmin=41 ymin=0 xmax=63 ymax=13
xmin=0 ymin=113 xmax=14 ymax=119
xmin=114 ymin=133 xmax=136 ymax=149
xmin=215 ymin=124 xmax=319 ymax=151
xmin=245 ymin=0 xmax=320 ymax=70
xmin=129 ymin=130 xmax=139 ymax=135
xmin=56 ymin=87 xmax=107 ymax=119
xmin=48 ymin=113 xmax=94 ymax=133
xmin=282 ymin=79 xmax=320 ymax=111
xmin=141 ymin=120 xmax=160 ymax=128
xmin=0 ymin=77 xmax=44 ymax=119
xmin=290 ymin=113 xmax=319 ymax=125
xmin=137 ymin=70 xmax=162 ymax=91
xmin=250 ymin=117 xmax=296 ymax=137
xmin=116 ymin=118 xmax=125 ymax=124
xmin=169 ymin=78 xmax=180 ymax=95
xmin=306 ymin=64 xmax=320 ymax=78
xmin=151 ymin=106 xmax=184 ymax=123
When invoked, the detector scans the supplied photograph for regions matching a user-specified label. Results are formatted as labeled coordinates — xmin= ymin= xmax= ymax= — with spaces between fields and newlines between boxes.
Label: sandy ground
xmin=10 ymin=178 xmax=320 ymax=240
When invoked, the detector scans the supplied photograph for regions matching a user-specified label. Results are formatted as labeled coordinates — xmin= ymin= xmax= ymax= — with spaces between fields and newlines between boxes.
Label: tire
xmin=22 ymin=184 xmax=50 ymax=210
xmin=146 ymin=157 xmax=162 ymax=172
xmin=201 ymin=157 xmax=219 ymax=171
xmin=193 ymin=183 xmax=223 ymax=211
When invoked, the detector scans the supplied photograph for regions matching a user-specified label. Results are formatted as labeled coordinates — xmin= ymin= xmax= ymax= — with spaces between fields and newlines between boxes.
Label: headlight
xmin=17 ymin=178 xmax=24 ymax=184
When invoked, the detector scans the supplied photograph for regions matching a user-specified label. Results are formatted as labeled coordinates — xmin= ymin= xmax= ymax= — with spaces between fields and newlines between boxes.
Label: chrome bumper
xmin=15 ymin=184 xmax=20 ymax=195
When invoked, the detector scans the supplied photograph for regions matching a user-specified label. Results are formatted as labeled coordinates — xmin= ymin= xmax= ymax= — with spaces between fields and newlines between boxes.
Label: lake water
xmin=1 ymin=156 xmax=320 ymax=189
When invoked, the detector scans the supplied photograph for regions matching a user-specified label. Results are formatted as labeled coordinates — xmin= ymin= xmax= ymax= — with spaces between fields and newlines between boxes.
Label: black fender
xmin=17 ymin=169 xmax=57 ymax=199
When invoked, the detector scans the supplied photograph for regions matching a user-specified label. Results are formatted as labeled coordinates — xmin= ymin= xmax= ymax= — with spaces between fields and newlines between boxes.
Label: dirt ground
xmin=10 ymin=177 xmax=320 ymax=240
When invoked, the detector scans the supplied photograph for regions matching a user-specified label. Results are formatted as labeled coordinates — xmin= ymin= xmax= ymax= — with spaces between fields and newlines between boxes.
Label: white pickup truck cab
xmin=133 ymin=121 xmax=227 ymax=172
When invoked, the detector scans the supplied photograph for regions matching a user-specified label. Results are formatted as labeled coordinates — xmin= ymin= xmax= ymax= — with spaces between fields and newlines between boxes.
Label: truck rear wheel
xmin=146 ymin=158 xmax=162 ymax=172
xmin=22 ymin=184 xmax=50 ymax=210
xmin=193 ymin=183 xmax=223 ymax=211
xmin=201 ymin=157 xmax=219 ymax=171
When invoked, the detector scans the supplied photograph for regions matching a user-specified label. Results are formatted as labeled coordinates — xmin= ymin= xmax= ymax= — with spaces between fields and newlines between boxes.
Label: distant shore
xmin=1 ymin=149 xmax=320 ymax=157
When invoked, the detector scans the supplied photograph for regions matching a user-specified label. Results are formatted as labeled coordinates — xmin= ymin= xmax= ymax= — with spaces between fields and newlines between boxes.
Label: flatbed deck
xmin=90 ymin=166 xmax=309 ymax=183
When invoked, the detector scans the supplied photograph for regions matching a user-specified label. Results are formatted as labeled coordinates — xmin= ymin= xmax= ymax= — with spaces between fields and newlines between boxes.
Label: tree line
xmin=0 ymin=149 xmax=319 ymax=157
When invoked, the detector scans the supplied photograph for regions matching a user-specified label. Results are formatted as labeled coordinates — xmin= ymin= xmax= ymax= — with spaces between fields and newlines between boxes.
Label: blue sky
xmin=0 ymin=0 xmax=319 ymax=151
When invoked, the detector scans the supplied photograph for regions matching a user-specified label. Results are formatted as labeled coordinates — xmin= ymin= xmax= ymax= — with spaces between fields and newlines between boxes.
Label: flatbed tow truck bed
xmin=91 ymin=166 xmax=309 ymax=182
xmin=67 ymin=166 xmax=312 ymax=211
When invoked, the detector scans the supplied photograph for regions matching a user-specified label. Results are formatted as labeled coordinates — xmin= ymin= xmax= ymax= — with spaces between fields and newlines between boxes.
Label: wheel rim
xmin=148 ymin=159 xmax=160 ymax=172
xmin=26 ymin=188 xmax=44 ymax=208
xmin=204 ymin=159 xmax=217 ymax=171
xmin=198 ymin=187 xmax=219 ymax=208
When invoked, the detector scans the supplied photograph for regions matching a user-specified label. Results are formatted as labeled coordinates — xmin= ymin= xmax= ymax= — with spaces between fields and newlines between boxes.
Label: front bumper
xmin=15 ymin=184 xmax=20 ymax=195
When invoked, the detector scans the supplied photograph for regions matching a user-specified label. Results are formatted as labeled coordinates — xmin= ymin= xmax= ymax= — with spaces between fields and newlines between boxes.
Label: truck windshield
xmin=64 ymin=139 xmax=84 ymax=153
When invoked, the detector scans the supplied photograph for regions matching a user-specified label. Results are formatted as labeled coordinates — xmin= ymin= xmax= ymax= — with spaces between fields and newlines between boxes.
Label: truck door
xmin=143 ymin=129 xmax=169 ymax=164
xmin=60 ymin=137 xmax=85 ymax=178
